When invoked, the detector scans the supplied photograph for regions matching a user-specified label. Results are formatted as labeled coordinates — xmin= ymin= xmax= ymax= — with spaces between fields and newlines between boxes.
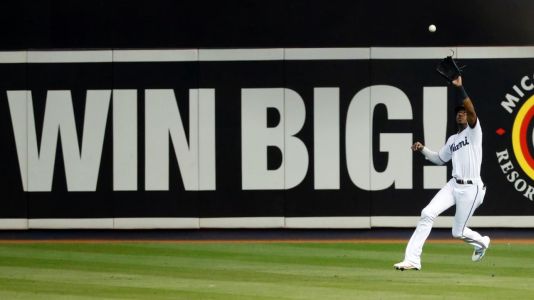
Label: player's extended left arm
xmin=454 ymin=76 xmax=477 ymax=127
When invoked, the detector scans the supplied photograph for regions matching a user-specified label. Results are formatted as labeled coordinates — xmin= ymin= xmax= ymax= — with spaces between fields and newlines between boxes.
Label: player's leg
xmin=400 ymin=180 xmax=455 ymax=269
xmin=451 ymin=183 xmax=489 ymax=259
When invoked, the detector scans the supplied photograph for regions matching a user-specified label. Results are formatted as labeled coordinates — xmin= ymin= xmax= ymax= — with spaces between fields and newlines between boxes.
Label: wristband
xmin=455 ymin=85 xmax=468 ymax=106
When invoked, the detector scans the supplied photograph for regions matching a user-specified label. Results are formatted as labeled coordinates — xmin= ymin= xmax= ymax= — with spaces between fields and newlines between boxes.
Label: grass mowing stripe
xmin=1 ymin=243 xmax=532 ymax=278
xmin=0 ymin=244 xmax=410 ymax=273
xmin=1 ymin=243 xmax=532 ymax=276
xmin=0 ymin=266 xmax=417 ymax=300
xmin=0 ymin=257 xmax=380 ymax=287
xmin=1 ymin=243 xmax=532 ymax=274
xmin=0 ymin=277 xmax=290 ymax=300
xmin=1 ymin=242 xmax=534 ymax=299
xmin=0 ymin=289 xmax=118 ymax=300
xmin=0 ymin=246 xmax=399 ymax=272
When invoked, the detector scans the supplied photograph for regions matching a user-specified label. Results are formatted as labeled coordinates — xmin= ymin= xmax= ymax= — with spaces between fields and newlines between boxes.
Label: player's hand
xmin=452 ymin=76 xmax=462 ymax=87
xmin=411 ymin=142 xmax=424 ymax=152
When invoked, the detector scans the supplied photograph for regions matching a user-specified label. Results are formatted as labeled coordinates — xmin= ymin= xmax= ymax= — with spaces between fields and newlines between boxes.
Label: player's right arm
xmin=412 ymin=141 xmax=449 ymax=165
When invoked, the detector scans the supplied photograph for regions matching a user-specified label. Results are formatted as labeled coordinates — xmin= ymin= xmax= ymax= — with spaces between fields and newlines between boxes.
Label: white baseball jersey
xmin=400 ymin=118 xmax=488 ymax=270
xmin=438 ymin=119 xmax=483 ymax=180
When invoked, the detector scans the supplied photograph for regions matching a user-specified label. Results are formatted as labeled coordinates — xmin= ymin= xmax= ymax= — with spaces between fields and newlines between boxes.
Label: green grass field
xmin=0 ymin=241 xmax=533 ymax=299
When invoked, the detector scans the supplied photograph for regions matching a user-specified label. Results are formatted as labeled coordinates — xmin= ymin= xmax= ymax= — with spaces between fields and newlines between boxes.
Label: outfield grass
xmin=0 ymin=241 xmax=533 ymax=299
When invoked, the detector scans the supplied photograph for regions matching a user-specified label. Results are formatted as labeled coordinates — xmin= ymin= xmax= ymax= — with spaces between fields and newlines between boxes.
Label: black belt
xmin=455 ymin=179 xmax=473 ymax=184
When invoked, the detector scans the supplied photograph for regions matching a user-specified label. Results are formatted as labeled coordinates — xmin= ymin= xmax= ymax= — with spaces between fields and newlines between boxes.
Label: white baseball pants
xmin=404 ymin=179 xmax=487 ymax=269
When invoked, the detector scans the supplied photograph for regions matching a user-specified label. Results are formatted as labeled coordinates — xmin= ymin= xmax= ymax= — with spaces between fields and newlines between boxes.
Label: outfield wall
xmin=1 ymin=1 xmax=533 ymax=229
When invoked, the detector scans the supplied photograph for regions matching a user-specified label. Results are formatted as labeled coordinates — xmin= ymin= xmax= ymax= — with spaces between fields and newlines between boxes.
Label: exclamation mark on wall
xmin=423 ymin=87 xmax=448 ymax=189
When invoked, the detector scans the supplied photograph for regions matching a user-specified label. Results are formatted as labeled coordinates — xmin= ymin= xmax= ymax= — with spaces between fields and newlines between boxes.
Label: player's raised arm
xmin=452 ymin=76 xmax=477 ymax=127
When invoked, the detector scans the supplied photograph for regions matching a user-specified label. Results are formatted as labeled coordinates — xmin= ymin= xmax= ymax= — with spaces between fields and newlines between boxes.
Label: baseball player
xmin=394 ymin=76 xmax=489 ymax=271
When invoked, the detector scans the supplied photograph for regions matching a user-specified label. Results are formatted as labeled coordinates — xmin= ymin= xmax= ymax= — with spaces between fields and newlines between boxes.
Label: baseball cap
xmin=454 ymin=105 xmax=466 ymax=113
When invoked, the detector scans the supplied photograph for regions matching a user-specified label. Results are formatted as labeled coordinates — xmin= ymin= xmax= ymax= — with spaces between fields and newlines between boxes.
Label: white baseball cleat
xmin=393 ymin=261 xmax=420 ymax=271
xmin=472 ymin=236 xmax=490 ymax=262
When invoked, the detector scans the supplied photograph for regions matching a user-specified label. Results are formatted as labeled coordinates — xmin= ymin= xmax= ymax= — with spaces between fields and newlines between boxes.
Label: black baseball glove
xmin=436 ymin=55 xmax=465 ymax=83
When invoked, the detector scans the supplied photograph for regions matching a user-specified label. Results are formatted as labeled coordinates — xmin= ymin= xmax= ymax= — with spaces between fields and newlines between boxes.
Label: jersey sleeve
xmin=438 ymin=136 xmax=454 ymax=163
xmin=468 ymin=118 xmax=482 ymax=144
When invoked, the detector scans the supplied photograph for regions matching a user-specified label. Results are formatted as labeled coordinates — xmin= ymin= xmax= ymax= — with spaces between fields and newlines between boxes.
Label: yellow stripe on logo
xmin=512 ymin=95 xmax=534 ymax=180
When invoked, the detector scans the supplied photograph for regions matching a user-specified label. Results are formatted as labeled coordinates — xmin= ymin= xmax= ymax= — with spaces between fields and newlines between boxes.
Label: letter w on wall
xmin=7 ymin=90 xmax=110 ymax=191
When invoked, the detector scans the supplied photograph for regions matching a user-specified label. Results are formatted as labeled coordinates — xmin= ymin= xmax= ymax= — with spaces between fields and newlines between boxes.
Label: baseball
xmin=428 ymin=24 xmax=437 ymax=32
